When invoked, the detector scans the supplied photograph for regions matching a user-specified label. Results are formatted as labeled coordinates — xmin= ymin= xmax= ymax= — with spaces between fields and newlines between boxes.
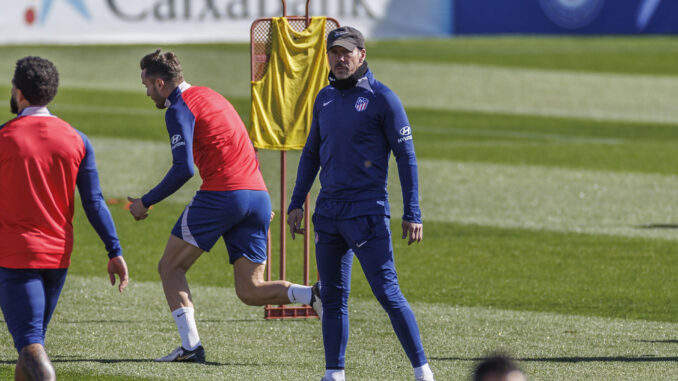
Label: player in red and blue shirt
xmin=127 ymin=50 xmax=321 ymax=363
xmin=0 ymin=56 xmax=128 ymax=381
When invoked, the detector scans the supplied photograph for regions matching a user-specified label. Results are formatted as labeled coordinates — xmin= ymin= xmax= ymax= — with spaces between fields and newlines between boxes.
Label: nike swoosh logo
xmin=177 ymin=352 xmax=196 ymax=361
xmin=356 ymin=240 xmax=368 ymax=248
xmin=176 ymin=312 xmax=186 ymax=318
xmin=323 ymin=100 xmax=333 ymax=107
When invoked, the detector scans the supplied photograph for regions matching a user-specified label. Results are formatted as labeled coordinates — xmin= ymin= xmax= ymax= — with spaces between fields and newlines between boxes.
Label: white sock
xmin=414 ymin=363 xmax=434 ymax=380
xmin=324 ymin=369 xmax=345 ymax=381
xmin=287 ymin=284 xmax=312 ymax=304
xmin=172 ymin=307 xmax=201 ymax=350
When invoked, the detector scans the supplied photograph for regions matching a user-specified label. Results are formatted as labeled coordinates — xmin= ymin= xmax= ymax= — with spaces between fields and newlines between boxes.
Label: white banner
xmin=0 ymin=0 xmax=451 ymax=44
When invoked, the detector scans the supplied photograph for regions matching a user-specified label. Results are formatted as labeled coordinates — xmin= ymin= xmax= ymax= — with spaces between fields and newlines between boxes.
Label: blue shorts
xmin=171 ymin=190 xmax=272 ymax=264
xmin=0 ymin=267 xmax=68 ymax=353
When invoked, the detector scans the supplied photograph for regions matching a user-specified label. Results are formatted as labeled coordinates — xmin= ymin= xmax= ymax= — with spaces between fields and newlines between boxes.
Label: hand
xmin=287 ymin=208 xmax=305 ymax=240
xmin=127 ymin=196 xmax=149 ymax=221
xmin=270 ymin=211 xmax=275 ymax=223
xmin=402 ymin=220 xmax=423 ymax=245
xmin=107 ymin=256 xmax=129 ymax=293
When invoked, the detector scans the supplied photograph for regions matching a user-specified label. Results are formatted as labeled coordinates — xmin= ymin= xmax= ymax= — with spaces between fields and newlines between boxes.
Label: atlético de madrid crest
xmin=355 ymin=97 xmax=369 ymax=112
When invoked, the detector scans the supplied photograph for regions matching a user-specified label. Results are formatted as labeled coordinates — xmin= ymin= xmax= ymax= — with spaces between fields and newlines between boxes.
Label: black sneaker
xmin=311 ymin=282 xmax=323 ymax=319
xmin=154 ymin=345 xmax=205 ymax=363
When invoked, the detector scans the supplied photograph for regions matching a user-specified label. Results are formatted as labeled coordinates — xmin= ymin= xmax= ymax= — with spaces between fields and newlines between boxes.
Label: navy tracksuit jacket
xmin=288 ymin=69 xmax=421 ymax=223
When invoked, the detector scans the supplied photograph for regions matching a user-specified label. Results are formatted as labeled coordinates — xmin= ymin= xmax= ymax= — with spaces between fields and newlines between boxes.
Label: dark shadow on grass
xmin=56 ymin=318 xmax=267 ymax=324
xmin=521 ymin=356 xmax=678 ymax=363
xmin=53 ymin=359 xmax=151 ymax=364
xmin=198 ymin=318 xmax=318 ymax=323
xmin=44 ymin=358 xmax=253 ymax=366
xmin=203 ymin=361 xmax=254 ymax=367
xmin=636 ymin=339 xmax=678 ymax=344
xmin=58 ymin=320 xmax=165 ymax=324
xmin=430 ymin=356 xmax=678 ymax=363
xmin=636 ymin=223 xmax=678 ymax=229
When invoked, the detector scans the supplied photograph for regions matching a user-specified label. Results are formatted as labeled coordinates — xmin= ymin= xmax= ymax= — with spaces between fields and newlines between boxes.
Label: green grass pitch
xmin=1 ymin=37 xmax=678 ymax=380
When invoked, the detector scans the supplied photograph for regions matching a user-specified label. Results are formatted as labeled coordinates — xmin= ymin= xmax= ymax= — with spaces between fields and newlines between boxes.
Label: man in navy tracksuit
xmin=287 ymin=27 xmax=434 ymax=381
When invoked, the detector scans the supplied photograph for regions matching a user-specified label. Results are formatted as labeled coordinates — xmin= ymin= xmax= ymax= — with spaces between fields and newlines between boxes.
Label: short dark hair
xmin=13 ymin=56 xmax=59 ymax=106
xmin=473 ymin=354 xmax=524 ymax=381
xmin=140 ymin=49 xmax=183 ymax=82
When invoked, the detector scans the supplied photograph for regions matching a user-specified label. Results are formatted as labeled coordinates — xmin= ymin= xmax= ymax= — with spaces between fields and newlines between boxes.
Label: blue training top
xmin=289 ymin=69 xmax=421 ymax=223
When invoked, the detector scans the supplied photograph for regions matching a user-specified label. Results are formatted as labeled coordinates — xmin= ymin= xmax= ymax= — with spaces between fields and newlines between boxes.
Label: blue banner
xmin=455 ymin=0 xmax=678 ymax=34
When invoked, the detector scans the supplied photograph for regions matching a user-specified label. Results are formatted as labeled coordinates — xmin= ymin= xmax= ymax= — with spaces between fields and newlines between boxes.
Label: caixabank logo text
xmin=22 ymin=0 xmax=378 ymax=25
xmin=23 ymin=0 xmax=90 ymax=25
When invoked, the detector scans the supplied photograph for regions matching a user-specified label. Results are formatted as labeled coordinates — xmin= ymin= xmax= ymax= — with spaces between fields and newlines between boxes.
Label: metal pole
xmin=258 ymin=148 xmax=273 ymax=283
xmin=266 ymin=229 xmax=272 ymax=281
xmin=280 ymin=150 xmax=287 ymax=281
xmin=301 ymin=0 xmax=311 ymax=287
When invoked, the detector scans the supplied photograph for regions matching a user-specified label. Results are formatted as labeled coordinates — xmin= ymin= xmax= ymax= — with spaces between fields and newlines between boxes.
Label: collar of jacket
xmin=165 ymin=81 xmax=191 ymax=107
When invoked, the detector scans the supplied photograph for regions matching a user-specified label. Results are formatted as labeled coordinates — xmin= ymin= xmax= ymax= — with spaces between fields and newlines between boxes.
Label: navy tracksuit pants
xmin=313 ymin=213 xmax=427 ymax=369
